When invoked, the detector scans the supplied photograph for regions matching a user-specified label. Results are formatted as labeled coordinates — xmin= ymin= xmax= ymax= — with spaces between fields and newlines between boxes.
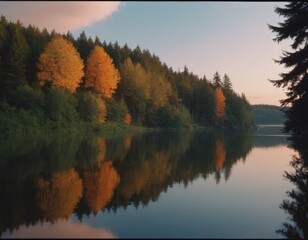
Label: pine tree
xmin=0 ymin=16 xmax=8 ymax=97
xmin=1 ymin=21 xmax=29 ymax=92
xmin=222 ymin=74 xmax=233 ymax=91
xmin=212 ymin=71 xmax=222 ymax=88
xmin=269 ymin=2 xmax=308 ymax=137
xmin=76 ymin=31 xmax=94 ymax=62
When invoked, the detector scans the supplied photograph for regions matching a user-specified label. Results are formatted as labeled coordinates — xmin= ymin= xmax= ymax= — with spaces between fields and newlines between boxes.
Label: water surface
xmin=0 ymin=126 xmax=295 ymax=238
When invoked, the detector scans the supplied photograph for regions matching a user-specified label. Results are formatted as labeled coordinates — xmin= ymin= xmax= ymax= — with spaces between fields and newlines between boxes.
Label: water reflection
xmin=0 ymin=129 xmax=285 ymax=237
xmin=3 ymin=220 xmax=116 ymax=238
xmin=277 ymin=136 xmax=308 ymax=239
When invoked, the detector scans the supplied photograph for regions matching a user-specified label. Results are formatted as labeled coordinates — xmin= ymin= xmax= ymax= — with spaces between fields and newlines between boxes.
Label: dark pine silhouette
xmin=268 ymin=2 xmax=308 ymax=139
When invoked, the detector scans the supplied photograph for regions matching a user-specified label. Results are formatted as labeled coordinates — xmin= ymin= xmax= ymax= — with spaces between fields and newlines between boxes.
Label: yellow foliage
xmin=119 ymin=151 xmax=172 ymax=201
xmin=85 ymin=45 xmax=120 ymax=98
xmin=119 ymin=58 xmax=150 ymax=99
xmin=37 ymin=37 xmax=84 ymax=92
xmin=83 ymin=161 xmax=120 ymax=213
xmin=36 ymin=169 xmax=83 ymax=222
xmin=215 ymin=87 xmax=226 ymax=118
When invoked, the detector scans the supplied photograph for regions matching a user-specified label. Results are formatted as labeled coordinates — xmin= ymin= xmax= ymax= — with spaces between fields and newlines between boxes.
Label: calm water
xmin=0 ymin=126 xmax=297 ymax=238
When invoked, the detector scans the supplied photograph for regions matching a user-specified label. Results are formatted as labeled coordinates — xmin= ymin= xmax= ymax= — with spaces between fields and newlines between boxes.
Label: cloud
xmin=2 ymin=219 xmax=117 ymax=238
xmin=0 ymin=1 xmax=122 ymax=33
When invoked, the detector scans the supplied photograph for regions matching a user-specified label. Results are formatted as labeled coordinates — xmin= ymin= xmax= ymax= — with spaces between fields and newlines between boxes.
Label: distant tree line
xmin=252 ymin=104 xmax=287 ymax=125
xmin=0 ymin=15 xmax=255 ymax=132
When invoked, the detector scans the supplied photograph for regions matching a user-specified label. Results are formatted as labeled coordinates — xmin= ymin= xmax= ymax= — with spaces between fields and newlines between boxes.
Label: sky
xmin=0 ymin=1 xmax=292 ymax=106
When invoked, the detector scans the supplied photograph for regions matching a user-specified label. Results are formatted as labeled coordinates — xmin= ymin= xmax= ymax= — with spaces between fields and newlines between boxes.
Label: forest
xmin=0 ymin=15 xmax=255 ymax=133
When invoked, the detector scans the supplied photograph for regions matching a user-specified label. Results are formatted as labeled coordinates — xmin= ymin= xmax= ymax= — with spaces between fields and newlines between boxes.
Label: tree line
xmin=0 ymin=15 xmax=255 ymax=131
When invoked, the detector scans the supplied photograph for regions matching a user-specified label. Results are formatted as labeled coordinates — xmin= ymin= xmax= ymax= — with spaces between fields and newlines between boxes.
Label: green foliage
xmin=0 ymin=101 xmax=43 ymax=132
xmin=0 ymin=20 xmax=29 ymax=98
xmin=44 ymin=88 xmax=78 ymax=122
xmin=224 ymin=91 xmax=255 ymax=128
xmin=144 ymin=105 xmax=192 ymax=128
xmin=76 ymin=91 xmax=106 ymax=123
xmin=105 ymin=98 xmax=128 ymax=123
xmin=6 ymin=85 xmax=45 ymax=110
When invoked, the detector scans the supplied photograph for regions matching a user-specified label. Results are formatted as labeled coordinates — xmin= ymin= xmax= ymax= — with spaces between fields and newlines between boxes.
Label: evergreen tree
xmin=76 ymin=31 xmax=94 ymax=62
xmin=222 ymin=74 xmax=233 ymax=91
xmin=212 ymin=71 xmax=222 ymax=88
xmin=0 ymin=16 xmax=8 ymax=98
xmin=269 ymin=2 xmax=308 ymax=137
xmin=4 ymin=22 xmax=29 ymax=90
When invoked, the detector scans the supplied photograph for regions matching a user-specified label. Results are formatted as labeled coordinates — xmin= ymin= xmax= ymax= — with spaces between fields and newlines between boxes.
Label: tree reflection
xmin=0 ymin=130 xmax=255 ymax=236
xmin=215 ymin=137 xmax=226 ymax=172
xmin=83 ymin=161 xmax=120 ymax=214
xmin=36 ymin=169 xmax=83 ymax=222
xmin=277 ymin=136 xmax=308 ymax=239
xmin=76 ymin=137 xmax=107 ymax=169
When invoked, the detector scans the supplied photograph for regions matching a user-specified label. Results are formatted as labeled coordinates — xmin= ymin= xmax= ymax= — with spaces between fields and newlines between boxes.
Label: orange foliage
xmin=123 ymin=137 xmax=132 ymax=151
xmin=215 ymin=87 xmax=226 ymax=118
xmin=215 ymin=138 xmax=226 ymax=171
xmin=123 ymin=113 xmax=132 ymax=125
xmin=36 ymin=169 xmax=83 ymax=222
xmin=85 ymin=45 xmax=120 ymax=98
xmin=83 ymin=161 xmax=120 ymax=213
xmin=37 ymin=37 xmax=84 ymax=92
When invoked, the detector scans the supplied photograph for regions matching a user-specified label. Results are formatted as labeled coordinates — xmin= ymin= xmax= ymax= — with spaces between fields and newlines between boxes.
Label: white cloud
xmin=0 ymin=1 xmax=122 ymax=33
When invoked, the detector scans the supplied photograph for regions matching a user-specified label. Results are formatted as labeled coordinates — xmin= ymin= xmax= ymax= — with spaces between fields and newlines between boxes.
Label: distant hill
xmin=252 ymin=104 xmax=287 ymax=125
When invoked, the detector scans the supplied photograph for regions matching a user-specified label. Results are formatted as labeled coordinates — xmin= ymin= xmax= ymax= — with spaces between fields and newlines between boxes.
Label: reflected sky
xmin=0 ymin=127 xmax=295 ymax=238
xmin=2 ymin=220 xmax=116 ymax=238
xmin=73 ymin=144 xmax=294 ymax=238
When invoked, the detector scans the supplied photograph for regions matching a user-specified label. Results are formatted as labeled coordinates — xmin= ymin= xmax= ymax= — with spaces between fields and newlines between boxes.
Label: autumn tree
xmin=83 ymin=161 xmax=120 ymax=214
xmin=37 ymin=37 xmax=84 ymax=92
xmin=118 ymin=58 xmax=149 ymax=122
xmin=85 ymin=45 xmax=120 ymax=98
xmin=215 ymin=137 xmax=226 ymax=172
xmin=36 ymin=169 xmax=83 ymax=222
xmin=215 ymin=87 xmax=226 ymax=119
xmin=268 ymin=2 xmax=308 ymax=138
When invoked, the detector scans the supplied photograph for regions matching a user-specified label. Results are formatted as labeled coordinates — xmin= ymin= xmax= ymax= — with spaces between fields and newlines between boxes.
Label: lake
xmin=0 ymin=126 xmax=296 ymax=238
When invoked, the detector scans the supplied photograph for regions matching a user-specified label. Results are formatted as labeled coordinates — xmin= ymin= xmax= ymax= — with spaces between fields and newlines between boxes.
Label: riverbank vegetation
xmin=0 ymin=15 xmax=255 ymax=134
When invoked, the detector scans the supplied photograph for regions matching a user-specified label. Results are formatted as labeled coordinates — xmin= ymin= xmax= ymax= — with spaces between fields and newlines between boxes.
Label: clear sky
xmin=0 ymin=2 xmax=291 ymax=106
